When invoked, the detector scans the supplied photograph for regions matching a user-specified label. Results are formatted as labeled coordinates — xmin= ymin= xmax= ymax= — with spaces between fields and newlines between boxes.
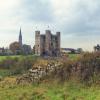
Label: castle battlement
xmin=35 ymin=30 xmax=60 ymax=56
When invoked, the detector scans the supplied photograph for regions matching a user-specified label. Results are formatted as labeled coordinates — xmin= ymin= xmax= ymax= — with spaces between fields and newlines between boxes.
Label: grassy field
xmin=0 ymin=55 xmax=22 ymax=61
xmin=68 ymin=54 xmax=81 ymax=61
xmin=0 ymin=55 xmax=38 ymax=62
xmin=0 ymin=79 xmax=100 ymax=100
xmin=0 ymin=54 xmax=79 ymax=61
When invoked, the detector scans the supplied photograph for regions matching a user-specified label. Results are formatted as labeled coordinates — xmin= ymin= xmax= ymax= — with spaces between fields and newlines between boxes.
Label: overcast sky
xmin=0 ymin=0 xmax=100 ymax=51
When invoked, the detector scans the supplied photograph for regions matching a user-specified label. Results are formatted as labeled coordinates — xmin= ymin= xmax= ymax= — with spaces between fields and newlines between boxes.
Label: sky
xmin=0 ymin=0 xmax=100 ymax=51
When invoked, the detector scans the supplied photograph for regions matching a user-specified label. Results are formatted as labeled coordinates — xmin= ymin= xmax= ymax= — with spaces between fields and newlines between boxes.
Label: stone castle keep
xmin=35 ymin=30 xmax=60 ymax=56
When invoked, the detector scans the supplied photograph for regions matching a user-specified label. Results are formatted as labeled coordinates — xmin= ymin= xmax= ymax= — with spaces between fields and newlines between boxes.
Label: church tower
xmin=19 ymin=28 xmax=22 ymax=47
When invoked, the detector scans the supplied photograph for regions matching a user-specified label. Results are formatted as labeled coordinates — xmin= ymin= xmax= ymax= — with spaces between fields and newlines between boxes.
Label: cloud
xmin=15 ymin=0 xmax=54 ymax=23
xmin=0 ymin=0 xmax=100 ymax=51
xmin=53 ymin=0 xmax=100 ymax=35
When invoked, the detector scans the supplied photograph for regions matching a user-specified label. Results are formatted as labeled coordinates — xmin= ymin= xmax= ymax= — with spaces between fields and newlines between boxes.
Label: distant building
xmin=0 ymin=48 xmax=5 ymax=55
xmin=9 ymin=28 xmax=32 ymax=55
xmin=23 ymin=44 xmax=32 ymax=55
xmin=61 ymin=48 xmax=76 ymax=53
xmin=94 ymin=44 xmax=100 ymax=52
xmin=61 ymin=48 xmax=83 ymax=54
xmin=4 ymin=48 xmax=13 ymax=55
xmin=35 ymin=30 xmax=60 ymax=56
xmin=33 ymin=46 xmax=35 ymax=54
xmin=0 ymin=47 xmax=13 ymax=55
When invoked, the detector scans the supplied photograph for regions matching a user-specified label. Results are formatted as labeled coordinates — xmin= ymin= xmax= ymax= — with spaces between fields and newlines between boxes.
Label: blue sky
xmin=0 ymin=0 xmax=100 ymax=51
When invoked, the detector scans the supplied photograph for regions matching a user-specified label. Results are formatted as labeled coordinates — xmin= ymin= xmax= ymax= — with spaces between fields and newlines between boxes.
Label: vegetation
xmin=68 ymin=54 xmax=81 ymax=61
xmin=0 ymin=53 xmax=100 ymax=100
xmin=0 ymin=55 xmax=23 ymax=62
xmin=0 ymin=55 xmax=38 ymax=76
xmin=0 ymin=78 xmax=100 ymax=100
xmin=51 ymin=52 xmax=100 ymax=85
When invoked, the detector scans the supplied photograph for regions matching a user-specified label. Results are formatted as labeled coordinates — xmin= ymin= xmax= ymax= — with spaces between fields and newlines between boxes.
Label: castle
xmin=35 ymin=30 xmax=60 ymax=56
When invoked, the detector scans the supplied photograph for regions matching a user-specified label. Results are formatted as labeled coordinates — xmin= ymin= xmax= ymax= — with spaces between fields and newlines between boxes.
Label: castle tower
xmin=45 ymin=30 xmax=51 ymax=56
xmin=19 ymin=28 xmax=22 ymax=47
xmin=35 ymin=31 xmax=40 ymax=55
xmin=56 ymin=32 xmax=60 ymax=56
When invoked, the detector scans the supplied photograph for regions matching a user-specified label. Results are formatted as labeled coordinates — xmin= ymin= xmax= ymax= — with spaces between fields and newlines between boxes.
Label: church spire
xmin=19 ymin=27 xmax=22 ymax=37
xmin=19 ymin=27 xmax=22 ymax=47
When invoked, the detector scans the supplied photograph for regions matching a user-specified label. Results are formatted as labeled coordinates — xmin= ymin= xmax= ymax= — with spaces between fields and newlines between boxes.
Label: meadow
xmin=0 ymin=55 xmax=37 ymax=62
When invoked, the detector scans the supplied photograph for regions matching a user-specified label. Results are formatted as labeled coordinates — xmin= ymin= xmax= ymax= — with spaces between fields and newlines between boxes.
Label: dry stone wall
xmin=16 ymin=61 xmax=62 ymax=84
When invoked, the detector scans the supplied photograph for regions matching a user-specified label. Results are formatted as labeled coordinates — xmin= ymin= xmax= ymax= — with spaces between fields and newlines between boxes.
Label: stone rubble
xmin=16 ymin=61 xmax=62 ymax=84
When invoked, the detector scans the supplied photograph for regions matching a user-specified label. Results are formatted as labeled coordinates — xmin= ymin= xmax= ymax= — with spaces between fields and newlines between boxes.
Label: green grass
xmin=0 ymin=54 xmax=79 ymax=62
xmin=0 ymin=69 xmax=11 ymax=77
xmin=68 ymin=54 xmax=81 ymax=61
xmin=0 ymin=80 xmax=100 ymax=100
xmin=0 ymin=55 xmax=38 ymax=62
xmin=0 ymin=55 xmax=22 ymax=62
xmin=0 ymin=56 xmax=8 ymax=61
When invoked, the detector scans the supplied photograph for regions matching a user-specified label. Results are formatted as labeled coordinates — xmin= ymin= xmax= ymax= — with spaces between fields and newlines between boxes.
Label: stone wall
xmin=16 ymin=61 xmax=62 ymax=84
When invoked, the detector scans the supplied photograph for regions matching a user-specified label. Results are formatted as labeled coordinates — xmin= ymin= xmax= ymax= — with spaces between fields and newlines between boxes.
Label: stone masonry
xmin=35 ymin=30 xmax=60 ymax=56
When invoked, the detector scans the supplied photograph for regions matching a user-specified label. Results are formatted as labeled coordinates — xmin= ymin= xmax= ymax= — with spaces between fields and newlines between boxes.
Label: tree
xmin=9 ymin=42 xmax=22 ymax=55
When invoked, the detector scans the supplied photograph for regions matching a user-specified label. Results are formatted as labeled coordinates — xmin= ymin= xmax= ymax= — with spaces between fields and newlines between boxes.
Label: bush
xmin=0 ymin=56 xmax=38 ymax=75
xmin=52 ymin=52 xmax=100 ymax=85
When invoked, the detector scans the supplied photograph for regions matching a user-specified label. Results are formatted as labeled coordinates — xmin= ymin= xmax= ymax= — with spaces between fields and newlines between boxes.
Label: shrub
xmin=52 ymin=52 xmax=100 ymax=85
xmin=0 ymin=56 xmax=38 ymax=75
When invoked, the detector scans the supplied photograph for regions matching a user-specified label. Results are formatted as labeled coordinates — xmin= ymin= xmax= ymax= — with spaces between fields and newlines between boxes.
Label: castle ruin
xmin=35 ymin=30 xmax=60 ymax=56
